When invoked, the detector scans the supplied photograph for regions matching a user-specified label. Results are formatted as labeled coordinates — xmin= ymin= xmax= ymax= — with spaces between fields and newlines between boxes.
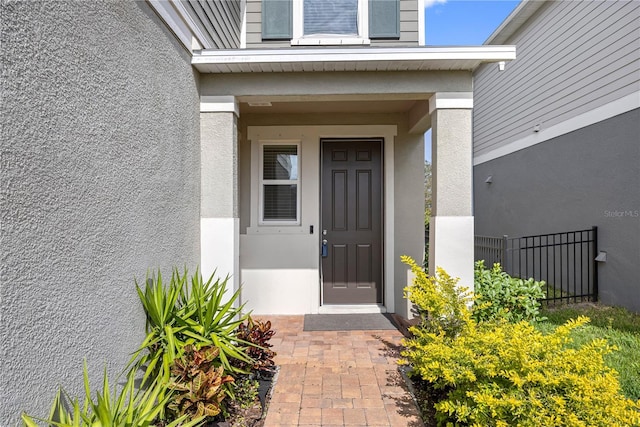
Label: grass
xmin=537 ymin=303 xmax=640 ymax=400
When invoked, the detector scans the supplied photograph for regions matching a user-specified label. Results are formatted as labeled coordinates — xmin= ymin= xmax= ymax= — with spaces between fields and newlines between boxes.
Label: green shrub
xmin=401 ymin=257 xmax=640 ymax=427
xmin=473 ymin=260 xmax=546 ymax=323
xmin=230 ymin=377 xmax=260 ymax=410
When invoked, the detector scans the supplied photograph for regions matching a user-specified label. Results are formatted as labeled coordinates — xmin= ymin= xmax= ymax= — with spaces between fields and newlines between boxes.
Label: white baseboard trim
xmin=318 ymin=304 xmax=387 ymax=314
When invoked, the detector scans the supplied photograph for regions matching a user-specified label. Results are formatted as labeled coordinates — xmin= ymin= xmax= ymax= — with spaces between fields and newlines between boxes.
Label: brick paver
xmin=260 ymin=316 xmax=424 ymax=427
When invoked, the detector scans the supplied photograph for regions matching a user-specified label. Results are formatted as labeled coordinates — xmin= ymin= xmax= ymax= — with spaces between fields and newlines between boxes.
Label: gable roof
xmin=484 ymin=0 xmax=547 ymax=45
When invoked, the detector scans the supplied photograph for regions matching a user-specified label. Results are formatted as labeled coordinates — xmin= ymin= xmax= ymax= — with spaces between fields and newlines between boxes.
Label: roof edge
xmin=484 ymin=0 xmax=547 ymax=45
xmin=193 ymin=46 xmax=516 ymax=65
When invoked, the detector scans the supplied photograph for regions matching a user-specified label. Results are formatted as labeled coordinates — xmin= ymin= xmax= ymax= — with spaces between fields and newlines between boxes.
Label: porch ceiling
xmin=239 ymin=99 xmax=418 ymax=115
xmin=192 ymin=46 xmax=516 ymax=73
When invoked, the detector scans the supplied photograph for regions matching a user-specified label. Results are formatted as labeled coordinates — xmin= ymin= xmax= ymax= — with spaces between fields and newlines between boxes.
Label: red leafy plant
xmin=234 ymin=316 xmax=277 ymax=373
xmin=167 ymin=344 xmax=235 ymax=420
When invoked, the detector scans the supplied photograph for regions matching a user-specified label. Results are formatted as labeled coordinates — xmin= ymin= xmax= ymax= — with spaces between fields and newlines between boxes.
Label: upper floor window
xmin=295 ymin=0 xmax=368 ymax=45
xmin=304 ymin=0 xmax=359 ymax=36
xmin=262 ymin=0 xmax=400 ymax=45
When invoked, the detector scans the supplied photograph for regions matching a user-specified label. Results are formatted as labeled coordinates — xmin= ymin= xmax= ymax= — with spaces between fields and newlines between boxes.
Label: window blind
xmin=304 ymin=0 xmax=358 ymax=35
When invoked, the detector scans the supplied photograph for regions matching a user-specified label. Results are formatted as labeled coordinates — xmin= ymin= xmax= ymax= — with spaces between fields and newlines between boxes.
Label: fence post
xmin=502 ymin=235 xmax=509 ymax=274
xmin=592 ymin=226 xmax=598 ymax=302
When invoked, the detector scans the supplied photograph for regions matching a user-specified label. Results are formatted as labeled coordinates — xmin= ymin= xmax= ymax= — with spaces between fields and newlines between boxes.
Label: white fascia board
xmin=170 ymin=0 xmax=212 ymax=49
xmin=192 ymin=46 xmax=516 ymax=66
xmin=484 ymin=0 xmax=545 ymax=45
xmin=240 ymin=0 xmax=247 ymax=49
xmin=148 ymin=0 xmax=194 ymax=51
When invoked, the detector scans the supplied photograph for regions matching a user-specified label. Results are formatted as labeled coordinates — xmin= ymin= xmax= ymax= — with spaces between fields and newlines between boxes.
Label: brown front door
xmin=321 ymin=139 xmax=383 ymax=304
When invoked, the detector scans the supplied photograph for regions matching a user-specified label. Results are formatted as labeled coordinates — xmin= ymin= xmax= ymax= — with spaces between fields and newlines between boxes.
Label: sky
xmin=423 ymin=0 xmax=520 ymax=161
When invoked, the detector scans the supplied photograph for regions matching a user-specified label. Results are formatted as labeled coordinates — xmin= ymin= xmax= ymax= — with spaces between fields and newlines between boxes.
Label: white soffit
xmin=191 ymin=46 xmax=516 ymax=73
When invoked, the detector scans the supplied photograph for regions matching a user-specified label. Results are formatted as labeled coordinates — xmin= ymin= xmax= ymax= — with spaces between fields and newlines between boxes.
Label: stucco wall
xmin=1 ymin=1 xmax=200 ymax=422
xmin=474 ymin=109 xmax=640 ymax=312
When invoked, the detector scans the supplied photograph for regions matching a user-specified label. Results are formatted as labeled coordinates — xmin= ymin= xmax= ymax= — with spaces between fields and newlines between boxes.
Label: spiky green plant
xmin=177 ymin=271 xmax=254 ymax=373
xmin=21 ymin=361 xmax=204 ymax=427
xmin=128 ymin=268 xmax=253 ymax=388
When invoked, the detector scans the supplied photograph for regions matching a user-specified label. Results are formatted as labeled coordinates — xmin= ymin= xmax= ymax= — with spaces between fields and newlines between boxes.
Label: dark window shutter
xmin=369 ymin=0 xmax=400 ymax=39
xmin=262 ymin=0 xmax=292 ymax=40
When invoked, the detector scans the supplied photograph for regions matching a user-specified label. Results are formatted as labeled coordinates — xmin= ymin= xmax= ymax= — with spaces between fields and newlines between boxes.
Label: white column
xmin=200 ymin=96 xmax=240 ymax=295
xmin=428 ymin=92 xmax=475 ymax=290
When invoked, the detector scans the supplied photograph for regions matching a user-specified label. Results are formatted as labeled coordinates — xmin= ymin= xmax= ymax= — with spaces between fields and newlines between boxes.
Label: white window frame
xmin=292 ymin=0 xmax=370 ymax=46
xmin=259 ymin=141 xmax=301 ymax=226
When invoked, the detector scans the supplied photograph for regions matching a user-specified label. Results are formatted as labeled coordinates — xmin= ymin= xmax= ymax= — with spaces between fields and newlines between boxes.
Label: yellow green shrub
xmin=401 ymin=256 xmax=640 ymax=427
xmin=402 ymin=255 xmax=473 ymax=338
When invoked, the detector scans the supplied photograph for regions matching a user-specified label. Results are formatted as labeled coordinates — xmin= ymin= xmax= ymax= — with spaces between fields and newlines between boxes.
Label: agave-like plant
xmin=177 ymin=271 xmax=253 ymax=372
xmin=21 ymin=361 xmax=203 ymax=427
xmin=128 ymin=268 xmax=254 ymax=389
xmin=128 ymin=269 xmax=188 ymax=386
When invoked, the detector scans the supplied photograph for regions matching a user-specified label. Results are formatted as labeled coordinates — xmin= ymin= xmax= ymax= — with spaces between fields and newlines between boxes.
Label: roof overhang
xmin=192 ymin=46 xmax=516 ymax=73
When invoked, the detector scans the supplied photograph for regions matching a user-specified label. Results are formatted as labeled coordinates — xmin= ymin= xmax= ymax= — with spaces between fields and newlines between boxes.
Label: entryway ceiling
xmin=240 ymin=99 xmax=418 ymax=115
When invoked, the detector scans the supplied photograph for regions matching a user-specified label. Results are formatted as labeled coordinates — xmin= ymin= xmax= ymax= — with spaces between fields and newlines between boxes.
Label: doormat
xmin=303 ymin=313 xmax=399 ymax=331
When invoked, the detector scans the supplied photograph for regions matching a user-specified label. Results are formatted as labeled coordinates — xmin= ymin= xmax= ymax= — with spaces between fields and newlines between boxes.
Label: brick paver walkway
xmin=260 ymin=316 xmax=424 ymax=427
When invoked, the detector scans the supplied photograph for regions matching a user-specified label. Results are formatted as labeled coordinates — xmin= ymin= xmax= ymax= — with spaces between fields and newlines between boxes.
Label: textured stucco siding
xmin=1 ymin=1 xmax=200 ymax=422
xmin=473 ymin=0 xmax=640 ymax=158
xmin=474 ymin=109 xmax=640 ymax=312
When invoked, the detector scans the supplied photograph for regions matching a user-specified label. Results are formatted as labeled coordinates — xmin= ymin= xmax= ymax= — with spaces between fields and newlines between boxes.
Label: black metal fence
xmin=474 ymin=227 xmax=598 ymax=304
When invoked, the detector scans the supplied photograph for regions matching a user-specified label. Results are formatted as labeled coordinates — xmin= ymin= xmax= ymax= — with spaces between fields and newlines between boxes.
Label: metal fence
xmin=474 ymin=227 xmax=598 ymax=304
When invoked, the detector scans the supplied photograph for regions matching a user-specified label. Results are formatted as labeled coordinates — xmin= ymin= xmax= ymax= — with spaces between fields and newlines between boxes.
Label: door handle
xmin=321 ymin=239 xmax=328 ymax=258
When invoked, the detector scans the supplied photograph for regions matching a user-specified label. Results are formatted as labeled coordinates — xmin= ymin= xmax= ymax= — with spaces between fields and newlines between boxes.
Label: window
xmin=292 ymin=0 xmax=369 ymax=45
xmin=261 ymin=0 xmax=400 ymax=43
xmin=304 ymin=0 xmax=358 ymax=36
xmin=260 ymin=144 xmax=300 ymax=224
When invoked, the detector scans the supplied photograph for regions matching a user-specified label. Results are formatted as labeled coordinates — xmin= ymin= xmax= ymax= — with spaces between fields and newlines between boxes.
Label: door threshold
xmin=318 ymin=304 xmax=387 ymax=314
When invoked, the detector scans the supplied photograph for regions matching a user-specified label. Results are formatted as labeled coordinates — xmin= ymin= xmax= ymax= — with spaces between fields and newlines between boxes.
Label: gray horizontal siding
xmin=245 ymin=0 xmax=418 ymax=48
xmin=181 ymin=0 xmax=242 ymax=49
xmin=473 ymin=0 xmax=640 ymax=158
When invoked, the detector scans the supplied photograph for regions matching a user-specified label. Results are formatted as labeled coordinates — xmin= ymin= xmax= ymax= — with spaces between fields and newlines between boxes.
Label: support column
xmin=428 ymin=92 xmax=475 ymax=290
xmin=200 ymin=96 xmax=240 ymax=294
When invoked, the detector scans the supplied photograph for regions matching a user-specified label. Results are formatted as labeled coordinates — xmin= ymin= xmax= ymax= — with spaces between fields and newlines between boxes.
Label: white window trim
xmin=292 ymin=0 xmax=370 ymax=46
xmin=258 ymin=141 xmax=302 ymax=226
